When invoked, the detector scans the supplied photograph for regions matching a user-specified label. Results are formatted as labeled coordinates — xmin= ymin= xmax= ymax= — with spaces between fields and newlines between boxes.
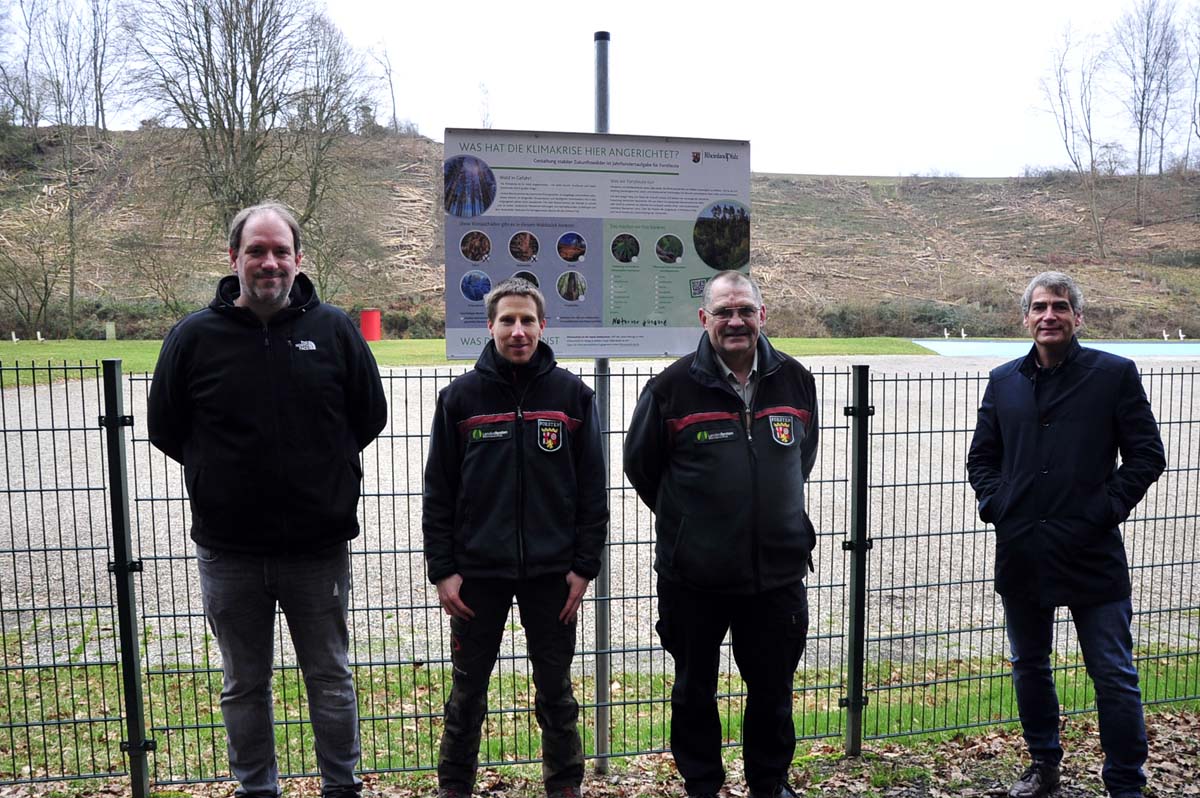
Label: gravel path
xmin=1 ymin=354 xmax=1196 ymax=681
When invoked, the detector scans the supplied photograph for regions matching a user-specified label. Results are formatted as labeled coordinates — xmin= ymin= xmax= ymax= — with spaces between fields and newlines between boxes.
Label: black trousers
xmin=437 ymin=574 xmax=583 ymax=792
xmin=656 ymin=576 xmax=809 ymax=796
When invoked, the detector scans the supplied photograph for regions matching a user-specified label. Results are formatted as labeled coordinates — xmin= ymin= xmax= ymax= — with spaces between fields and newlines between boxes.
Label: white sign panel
xmin=443 ymin=128 xmax=751 ymax=358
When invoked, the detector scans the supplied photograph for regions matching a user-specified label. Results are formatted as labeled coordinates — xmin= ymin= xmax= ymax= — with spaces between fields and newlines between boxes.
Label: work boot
xmin=1008 ymin=759 xmax=1060 ymax=798
xmin=436 ymin=787 xmax=471 ymax=798
xmin=546 ymin=786 xmax=583 ymax=798
xmin=751 ymin=783 xmax=799 ymax=798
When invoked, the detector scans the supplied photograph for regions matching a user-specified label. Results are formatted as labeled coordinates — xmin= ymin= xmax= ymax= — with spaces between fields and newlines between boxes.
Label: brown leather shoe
xmin=1008 ymin=760 xmax=1060 ymax=798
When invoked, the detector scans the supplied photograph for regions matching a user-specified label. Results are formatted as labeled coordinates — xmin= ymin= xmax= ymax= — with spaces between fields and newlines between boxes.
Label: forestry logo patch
xmin=769 ymin=415 xmax=794 ymax=446
xmin=538 ymin=418 xmax=563 ymax=452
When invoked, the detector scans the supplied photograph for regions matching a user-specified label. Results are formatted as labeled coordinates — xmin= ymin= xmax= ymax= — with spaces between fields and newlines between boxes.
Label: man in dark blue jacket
xmin=148 ymin=202 xmax=387 ymax=798
xmin=968 ymin=271 xmax=1165 ymax=798
xmin=423 ymin=278 xmax=608 ymax=798
xmin=624 ymin=271 xmax=818 ymax=798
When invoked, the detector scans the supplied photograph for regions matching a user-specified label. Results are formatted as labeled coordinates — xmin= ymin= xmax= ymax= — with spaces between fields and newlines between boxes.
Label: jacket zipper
xmin=515 ymin=404 xmax=526 ymax=578
xmin=745 ymin=392 xmax=761 ymax=592
xmin=262 ymin=320 xmax=289 ymax=537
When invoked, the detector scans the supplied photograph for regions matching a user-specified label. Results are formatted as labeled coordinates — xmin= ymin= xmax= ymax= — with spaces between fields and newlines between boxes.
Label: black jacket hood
xmin=211 ymin=272 xmax=320 ymax=322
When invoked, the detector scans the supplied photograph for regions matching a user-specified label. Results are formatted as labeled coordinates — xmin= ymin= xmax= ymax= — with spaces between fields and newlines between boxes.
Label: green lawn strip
xmin=0 ymin=653 xmax=1194 ymax=781
xmin=0 ymin=338 xmax=937 ymax=382
xmin=0 ymin=652 xmax=1195 ymax=782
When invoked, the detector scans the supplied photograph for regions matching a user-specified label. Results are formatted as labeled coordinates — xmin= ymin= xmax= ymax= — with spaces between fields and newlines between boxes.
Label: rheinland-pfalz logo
xmin=769 ymin=415 xmax=794 ymax=446
xmin=538 ymin=419 xmax=563 ymax=452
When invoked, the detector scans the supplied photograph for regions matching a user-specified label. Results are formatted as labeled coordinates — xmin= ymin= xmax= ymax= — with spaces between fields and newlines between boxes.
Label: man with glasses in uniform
xmin=624 ymin=270 xmax=819 ymax=798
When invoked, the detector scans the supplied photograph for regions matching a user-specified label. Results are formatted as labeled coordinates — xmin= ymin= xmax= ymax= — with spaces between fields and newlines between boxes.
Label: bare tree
xmin=86 ymin=0 xmax=123 ymax=130
xmin=289 ymin=13 xmax=361 ymax=227
xmin=39 ymin=0 xmax=92 ymax=336
xmin=1112 ymin=0 xmax=1178 ymax=223
xmin=478 ymin=81 xmax=491 ymax=129
xmin=1046 ymin=29 xmax=1109 ymax=257
xmin=126 ymin=0 xmax=312 ymax=229
xmin=1152 ymin=21 xmax=1182 ymax=174
xmin=369 ymin=42 xmax=399 ymax=135
xmin=0 ymin=198 xmax=69 ymax=334
xmin=114 ymin=214 xmax=214 ymax=315
xmin=1184 ymin=5 xmax=1200 ymax=168
xmin=0 ymin=0 xmax=47 ymax=128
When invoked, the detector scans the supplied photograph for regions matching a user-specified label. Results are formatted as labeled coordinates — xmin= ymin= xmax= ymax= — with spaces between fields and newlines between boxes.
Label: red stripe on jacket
xmin=667 ymin=411 xmax=742 ymax=435
xmin=755 ymin=406 xmax=812 ymax=426
xmin=458 ymin=410 xmax=581 ymax=434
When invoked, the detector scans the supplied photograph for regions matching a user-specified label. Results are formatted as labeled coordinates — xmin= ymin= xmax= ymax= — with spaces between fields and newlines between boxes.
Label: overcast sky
xmin=327 ymin=0 xmax=1160 ymax=177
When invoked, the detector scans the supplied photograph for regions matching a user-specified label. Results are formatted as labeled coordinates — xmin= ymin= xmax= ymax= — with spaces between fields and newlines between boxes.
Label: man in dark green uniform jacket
xmin=625 ymin=271 xmax=818 ymax=798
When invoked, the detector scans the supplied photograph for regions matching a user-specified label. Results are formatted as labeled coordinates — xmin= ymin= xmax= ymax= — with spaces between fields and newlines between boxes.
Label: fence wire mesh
xmin=0 ymin=361 xmax=1195 ymax=787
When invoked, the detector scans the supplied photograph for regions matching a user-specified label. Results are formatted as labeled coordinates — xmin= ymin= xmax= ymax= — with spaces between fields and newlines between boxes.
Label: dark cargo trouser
xmin=656 ymin=576 xmax=809 ymax=797
xmin=437 ymin=574 xmax=583 ymax=793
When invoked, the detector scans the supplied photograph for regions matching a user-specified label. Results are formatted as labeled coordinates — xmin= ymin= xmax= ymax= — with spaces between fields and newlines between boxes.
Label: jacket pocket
xmin=670 ymin=514 xmax=753 ymax=590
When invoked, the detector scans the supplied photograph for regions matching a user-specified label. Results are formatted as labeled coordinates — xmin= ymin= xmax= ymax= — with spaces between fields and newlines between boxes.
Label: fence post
xmin=593 ymin=359 xmax=612 ymax=774
xmin=842 ymin=364 xmax=872 ymax=756
xmin=101 ymin=359 xmax=152 ymax=797
xmin=593 ymin=29 xmax=613 ymax=776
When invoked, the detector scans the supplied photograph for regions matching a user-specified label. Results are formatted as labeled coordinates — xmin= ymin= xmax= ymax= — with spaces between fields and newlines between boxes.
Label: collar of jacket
xmin=688 ymin=331 xmax=785 ymax=391
xmin=210 ymin=272 xmax=320 ymax=326
xmin=474 ymin=339 xmax=557 ymax=383
xmin=1018 ymin=335 xmax=1081 ymax=380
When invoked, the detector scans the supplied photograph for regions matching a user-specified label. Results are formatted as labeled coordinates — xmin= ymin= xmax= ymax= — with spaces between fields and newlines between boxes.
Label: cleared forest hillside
xmin=2 ymin=128 xmax=1198 ymax=339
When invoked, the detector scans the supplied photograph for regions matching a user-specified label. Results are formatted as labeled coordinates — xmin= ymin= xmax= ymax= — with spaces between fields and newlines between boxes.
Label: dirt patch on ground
xmin=5 ymin=708 xmax=1195 ymax=798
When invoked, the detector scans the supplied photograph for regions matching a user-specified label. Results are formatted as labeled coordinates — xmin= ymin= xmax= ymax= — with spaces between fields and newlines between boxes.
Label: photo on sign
xmin=611 ymin=233 xmax=640 ymax=263
xmin=460 ymin=270 xmax=492 ymax=301
xmin=693 ymin=199 xmax=750 ymax=270
xmin=557 ymin=232 xmax=587 ymax=263
xmin=513 ymin=270 xmax=539 ymax=287
xmin=557 ymin=271 xmax=587 ymax=302
xmin=444 ymin=155 xmax=497 ymax=217
xmin=460 ymin=231 xmax=491 ymax=262
xmin=509 ymin=231 xmax=540 ymax=263
xmin=656 ymin=234 xmax=684 ymax=264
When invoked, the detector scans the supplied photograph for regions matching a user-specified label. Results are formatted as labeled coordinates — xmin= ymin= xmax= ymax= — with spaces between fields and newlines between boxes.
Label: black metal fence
xmin=0 ymin=359 xmax=1196 ymax=790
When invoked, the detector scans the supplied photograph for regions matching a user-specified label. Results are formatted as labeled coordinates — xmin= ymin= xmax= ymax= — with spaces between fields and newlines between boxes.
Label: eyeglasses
xmin=706 ymin=305 xmax=760 ymax=321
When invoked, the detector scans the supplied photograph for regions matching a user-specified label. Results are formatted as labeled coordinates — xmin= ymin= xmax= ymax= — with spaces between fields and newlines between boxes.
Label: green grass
xmin=2 ymin=653 xmax=1194 ymax=782
xmin=0 ymin=337 xmax=937 ymax=379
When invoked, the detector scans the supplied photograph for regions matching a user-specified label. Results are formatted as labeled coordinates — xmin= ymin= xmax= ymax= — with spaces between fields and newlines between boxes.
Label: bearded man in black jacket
xmin=423 ymin=278 xmax=608 ymax=798
xmin=148 ymin=202 xmax=387 ymax=798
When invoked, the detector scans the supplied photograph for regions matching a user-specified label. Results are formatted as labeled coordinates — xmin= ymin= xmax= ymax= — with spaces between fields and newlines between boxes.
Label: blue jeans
xmin=1003 ymin=595 xmax=1146 ymax=796
xmin=197 ymin=543 xmax=362 ymax=798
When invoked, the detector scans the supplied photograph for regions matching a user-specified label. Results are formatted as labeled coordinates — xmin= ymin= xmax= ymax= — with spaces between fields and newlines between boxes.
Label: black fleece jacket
xmin=422 ymin=340 xmax=609 ymax=584
xmin=624 ymin=333 xmax=819 ymax=594
xmin=148 ymin=273 xmax=387 ymax=554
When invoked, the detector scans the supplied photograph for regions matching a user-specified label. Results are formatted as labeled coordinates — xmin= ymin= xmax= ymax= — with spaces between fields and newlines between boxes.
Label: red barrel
xmin=360 ymin=308 xmax=381 ymax=341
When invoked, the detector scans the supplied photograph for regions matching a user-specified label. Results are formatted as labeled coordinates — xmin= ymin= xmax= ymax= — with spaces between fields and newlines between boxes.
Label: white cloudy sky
xmin=327 ymin=0 xmax=1163 ymax=177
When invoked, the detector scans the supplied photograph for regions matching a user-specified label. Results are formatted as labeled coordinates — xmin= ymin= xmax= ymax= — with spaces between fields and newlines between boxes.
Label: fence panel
xmin=0 ymin=363 xmax=124 ymax=782
xmin=0 ymin=361 xmax=1195 ymax=787
xmin=861 ymin=367 xmax=1200 ymax=741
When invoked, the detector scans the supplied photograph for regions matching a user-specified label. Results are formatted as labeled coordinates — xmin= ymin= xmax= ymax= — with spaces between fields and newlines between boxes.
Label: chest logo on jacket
xmin=538 ymin=418 xmax=563 ymax=452
xmin=294 ymin=340 xmax=316 ymax=351
xmin=770 ymin=415 xmax=794 ymax=446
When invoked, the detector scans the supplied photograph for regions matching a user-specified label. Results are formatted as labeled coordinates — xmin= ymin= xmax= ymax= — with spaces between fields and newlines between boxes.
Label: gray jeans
xmin=197 ymin=543 xmax=362 ymax=798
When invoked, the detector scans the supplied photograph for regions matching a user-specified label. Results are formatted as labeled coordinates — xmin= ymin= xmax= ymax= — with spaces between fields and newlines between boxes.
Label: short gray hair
xmin=703 ymin=270 xmax=762 ymax=308
xmin=228 ymin=202 xmax=302 ymax=254
xmin=1021 ymin=271 xmax=1083 ymax=315
xmin=485 ymin=277 xmax=545 ymax=322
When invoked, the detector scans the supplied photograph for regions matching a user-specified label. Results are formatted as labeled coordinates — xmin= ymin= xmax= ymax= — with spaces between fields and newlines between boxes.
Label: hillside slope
xmin=2 ymin=129 xmax=1197 ymax=338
